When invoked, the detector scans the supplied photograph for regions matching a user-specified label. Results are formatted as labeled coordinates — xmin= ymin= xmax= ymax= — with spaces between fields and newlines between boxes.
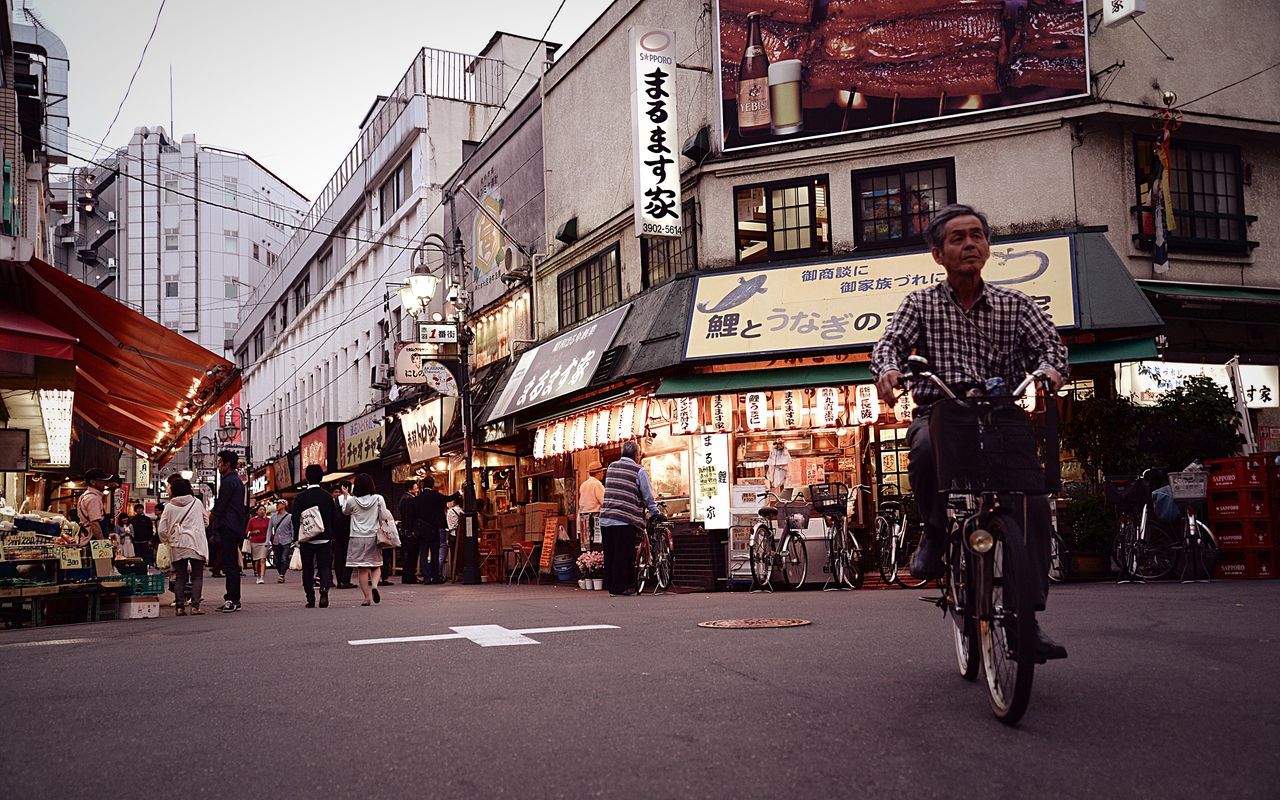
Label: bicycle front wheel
xmin=839 ymin=523 xmax=863 ymax=590
xmin=655 ymin=527 xmax=673 ymax=591
xmin=780 ymin=533 xmax=808 ymax=589
xmin=1132 ymin=521 xmax=1177 ymax=581
xmin=1048 ymin=532 xmax=1067 ymax=584
xmin=946 ymin=535 xmax=979 ymax=681
xmin=895 ymin=527 xmax=929 ymax=589
xmin=875 ymin=516 xmax=897 ymax=585
xmin=749 ymin=526 xmax=773 ymax=589
xmin=979 ymin=514 xmax=1037 ymax=725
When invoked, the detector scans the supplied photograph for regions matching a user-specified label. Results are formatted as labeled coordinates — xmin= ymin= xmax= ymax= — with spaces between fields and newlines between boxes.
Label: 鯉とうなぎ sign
xmin=684 ymin=235 xmax=1076 ymax=360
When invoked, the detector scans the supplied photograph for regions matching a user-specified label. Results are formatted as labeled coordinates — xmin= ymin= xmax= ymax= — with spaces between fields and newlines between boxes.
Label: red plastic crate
xmin=1208 ymin=489 xmax=1271 ymax=520
xmin=1214 ymin=548 xmax=1277 ymax=580
xmin=1205 ymin=456 xmax=1273 ymax=491
xmin=1212 ymin=519 xmax=1274 ymax=550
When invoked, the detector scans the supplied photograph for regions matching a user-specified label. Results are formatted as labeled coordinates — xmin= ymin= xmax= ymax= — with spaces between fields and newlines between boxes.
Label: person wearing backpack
xmin=291 ymin=464 xmax=337 ymax=608
xmin=158 ymin=476 xmax=209 ymax=616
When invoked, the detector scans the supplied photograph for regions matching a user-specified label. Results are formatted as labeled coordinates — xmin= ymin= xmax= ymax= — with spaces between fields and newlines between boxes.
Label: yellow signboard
xmin=685 ymin=236 xmax=1077 ymax=360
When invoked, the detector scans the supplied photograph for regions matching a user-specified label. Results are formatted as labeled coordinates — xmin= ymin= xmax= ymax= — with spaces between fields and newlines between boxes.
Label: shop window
xmin=734 ymin=175 xmax=830 ymax=264
xmin=853 ymin=159 xmax=956 ymax=249
xmin=641 ymin=200 xmax=698 ymax=288
xmin=1133 ymin=137 xmax=1256 ymax=253
xmin=558 ymin=245 xmax=621 ymax=328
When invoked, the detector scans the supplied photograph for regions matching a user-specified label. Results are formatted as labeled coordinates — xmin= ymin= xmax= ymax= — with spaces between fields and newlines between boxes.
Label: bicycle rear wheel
xmin=635 ymin=539 xmax=652 ymax=594
xmin=780 ymin=532 xmax=808 ymax=589
xmin=895 ymin=526 xmax=928 ymax=589
xmin=978 ymin=513 xmax=1037 ymax=725
xmin=945 ymin=535 xmax=979 ymax=681
xmin=1048 ymin=532 xmax=1067 ymax=584
xmin=1132 ymin=521 xmax=1177 ymax=581
xmin=875 ymin=516 xmax=897 ymax=585
xmin=655 ymin=527 xmax=673 ymax=590
xmin=839 ymin=523 xmax=863 ymax=589
xmin=749 ymin=525 xmax=773 ymax=589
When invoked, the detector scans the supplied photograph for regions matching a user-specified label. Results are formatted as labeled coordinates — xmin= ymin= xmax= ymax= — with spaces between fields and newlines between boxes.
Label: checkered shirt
xmin=870 ymin=281 xmax=1069 ymax=405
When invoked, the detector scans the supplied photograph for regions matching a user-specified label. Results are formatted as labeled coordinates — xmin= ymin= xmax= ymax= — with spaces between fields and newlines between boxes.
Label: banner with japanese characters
xmin=685 ymin=235 xmax=1077 ymax=360
xmin=338 ymin=410 xmax=385 ymax=471
xmin=693 ymin=433 xmax=731 ymax=530
xmin=630 ymin=27 xmax=682 ymax=239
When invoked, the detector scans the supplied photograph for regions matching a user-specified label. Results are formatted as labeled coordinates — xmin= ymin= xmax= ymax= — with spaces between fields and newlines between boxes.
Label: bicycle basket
xmin=1103 ymin=475 xmax=1151 ymax=507
xmin=807 ymin=483 xmax=849 ymax=514
xmin=777 ymin=499 xmax=811 ymax=529
xmin=929 ymin=401 xmax=1046 ymax=494
xmin=1166 ymin=470 xmax=1208 ymax=502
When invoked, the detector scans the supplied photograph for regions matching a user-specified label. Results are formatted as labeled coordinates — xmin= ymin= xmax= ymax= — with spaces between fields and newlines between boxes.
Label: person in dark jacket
xmin=129 ymin=503 xmax=157 ymax=565
xmin=331 ymin=481 xmax=355 ymax=588
xmin=212 ymin=450 xmax=250 ymax=612
xmin=292 ymin=464 xmax=337 ymax=608
xmin=416 ymin=476 xmax=461 ymax=583
xmin=398 ymin=482 xmax=422 ymax=583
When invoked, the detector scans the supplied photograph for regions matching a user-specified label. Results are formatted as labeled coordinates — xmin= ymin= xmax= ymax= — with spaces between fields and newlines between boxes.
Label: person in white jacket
xmin=341 ymin=473 xmax=391 ymax=606
xmin=158 ymin=476 xmax=210 ymax=615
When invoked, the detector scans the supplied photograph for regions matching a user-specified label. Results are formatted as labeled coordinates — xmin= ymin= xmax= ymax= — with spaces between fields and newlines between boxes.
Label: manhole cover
xmin=697 ymin=618 xmax=811 ymax=629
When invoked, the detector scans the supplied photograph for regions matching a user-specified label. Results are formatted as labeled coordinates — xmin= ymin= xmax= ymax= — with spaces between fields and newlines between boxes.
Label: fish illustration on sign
xmin=696 ymin=274 xmax=769 ymax=313
xmin=988 ymin=248 xmax=1050 ymax=285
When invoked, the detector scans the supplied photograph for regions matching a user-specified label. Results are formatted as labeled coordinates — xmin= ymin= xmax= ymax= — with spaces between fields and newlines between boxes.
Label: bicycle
xmin=1105 ymin=471 xmax=1176 ymax=582
xmin=1166 ymin=468 xmax=1216 ymax=583
xmin=1047 ymin=529 xmax=1069 ymax=584
xmin=902 ymin=355 xmax=1056 ymax=724
xmin=748 ymin=491 xmax=809 ymax=591
xmin=635 ymin=505 xmax=674 ymax=594
xmin=875 ymin=490 xmax=928 ymax=588
xmin=810 ymin=482 xmax=862 ymax=590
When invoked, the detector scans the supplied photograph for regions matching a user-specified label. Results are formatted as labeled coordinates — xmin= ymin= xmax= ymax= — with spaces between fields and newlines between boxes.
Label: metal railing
xmin=245 ymin=46 xmax=504 ymax=322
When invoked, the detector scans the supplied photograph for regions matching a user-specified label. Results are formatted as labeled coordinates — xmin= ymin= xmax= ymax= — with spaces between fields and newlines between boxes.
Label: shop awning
xmin=0 ymin=257 xmax=240 ymax=466
xmin=1067 ymin=338 xmax=1159 ymax=365
xmin=1137 ymin=280 xmax=1280 ymax=305
xmin=1073 ymin=231 xmax=1164 ymax=331
xmin=654 ymin=363 xmax=873 ymax=398
xmin=0 ymin=307 xmax=77 ymax=359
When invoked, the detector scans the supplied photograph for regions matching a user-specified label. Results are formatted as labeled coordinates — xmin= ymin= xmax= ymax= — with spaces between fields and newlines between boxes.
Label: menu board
xmin=539 ymin=516 xmax=563 ymax=572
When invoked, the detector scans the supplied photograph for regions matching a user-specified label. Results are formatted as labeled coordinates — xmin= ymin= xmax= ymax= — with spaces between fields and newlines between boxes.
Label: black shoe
xmin=377 ymin=580 xmax=393 ymax=587
xmin=216 ymin=600 xmax=238 ymax=613
xmin=401 ymin=578 xmax=420 ymax=584
xmin=337 ymin=583 xmax=356 ymax=589
xmin=372 ymin=587 xmax=380 ymax=604
xmin=305 ymin=599 xmax=315 ymax=608
xmin=910 ymin=532 xmax=947 ymax=580
xmin=1033 ymin=625 xmax=1068 ymax=662
xmin=319 ymin=588 xmax=329 ymax=609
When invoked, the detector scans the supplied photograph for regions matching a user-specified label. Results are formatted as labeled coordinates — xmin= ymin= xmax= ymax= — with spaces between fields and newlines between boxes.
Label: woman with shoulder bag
xmin=341 ymin=473 xmax=393 ymax=606
xmin=158 ymin=476 xmax=210 ymax=616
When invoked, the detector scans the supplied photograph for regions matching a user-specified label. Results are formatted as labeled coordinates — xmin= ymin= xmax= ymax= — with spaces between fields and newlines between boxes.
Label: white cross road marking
xmin=348 ymin=623 xmax=619 ymax=648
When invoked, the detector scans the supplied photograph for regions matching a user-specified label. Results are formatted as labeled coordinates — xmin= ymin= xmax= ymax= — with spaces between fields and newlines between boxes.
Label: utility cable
xmin=92 ymin=0 xmax=167 ymax=162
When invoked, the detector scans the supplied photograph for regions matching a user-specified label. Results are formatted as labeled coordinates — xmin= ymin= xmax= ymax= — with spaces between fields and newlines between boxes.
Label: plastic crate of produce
xmin=1212 ymin=519 xmax=1273 ymax=550
xmin=1208 ymin=489 xmax=1270 ymax=520
xmin=1206 ymin=456 xmax=1273 ymax=491
xmin=120 ymin=573 xmax=166 ymax=595
xmin=1214 ymin=548 xmax=1277 ymax=580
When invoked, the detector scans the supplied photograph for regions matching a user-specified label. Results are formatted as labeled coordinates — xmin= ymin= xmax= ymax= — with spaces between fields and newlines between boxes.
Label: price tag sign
xmin=89 ymin=540 xmax=114 ymax=560
xmin=59 ymin=547 xmax=83 ymax=569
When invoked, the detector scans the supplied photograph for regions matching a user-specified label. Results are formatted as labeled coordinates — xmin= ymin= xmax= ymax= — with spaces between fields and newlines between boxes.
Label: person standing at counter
xmin=416 ymin=476 xmax=460 ymax=584
xmin=577 ymin=462 xmax=605 ymax=549
xmin=598 ymin=441 xmax=662 ymax=597
xmin=76 ymin=468 xmax=109 ymax=544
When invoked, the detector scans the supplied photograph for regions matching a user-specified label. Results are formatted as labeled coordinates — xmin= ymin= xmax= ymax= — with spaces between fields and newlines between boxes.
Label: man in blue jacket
xmin=212 ymin=449 xmax=249 ymax=613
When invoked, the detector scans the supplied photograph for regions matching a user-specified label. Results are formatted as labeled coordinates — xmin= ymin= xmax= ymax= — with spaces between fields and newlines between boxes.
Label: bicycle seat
xmin=758 ymin=506 xmax=779 ymax=520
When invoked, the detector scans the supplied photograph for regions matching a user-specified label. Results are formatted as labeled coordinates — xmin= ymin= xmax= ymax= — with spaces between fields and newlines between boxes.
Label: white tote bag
xmin=288 ymin=545 xmax=302 ymax=572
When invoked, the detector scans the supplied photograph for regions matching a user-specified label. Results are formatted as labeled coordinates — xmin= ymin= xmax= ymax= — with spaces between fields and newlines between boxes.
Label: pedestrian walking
xmin=292 ymin=465 xmax=337 ymax=608
xmin=398 ymin=482 xmax=422 ymax=583
xmin=211 ymin=450 xmax=249 ymax=613
xmin=416 ymin=476 xmax=460 ymax=584
xmin=598 ymin=440 xmax=663 ymax=597
xmin=247 ymin=504 xmax=270 ymax=584
xmin=341 ymin=473 xmax=390 ymax=606
xmin=130 ymin=503 xmax=157 ymax=566
xmin=268 ymin=499 xmax=293 ymax=583
xmin=331 ymin=482 xmax=355 ymax=589
xmin=158 ymin=476 xmax=209 ymax=616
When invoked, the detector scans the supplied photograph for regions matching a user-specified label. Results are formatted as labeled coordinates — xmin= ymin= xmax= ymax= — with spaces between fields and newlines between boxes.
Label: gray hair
xmin=620 ymin=440 xmax=640 ymax=459
xmin=923 ymin=204 xmax=990 ymax=248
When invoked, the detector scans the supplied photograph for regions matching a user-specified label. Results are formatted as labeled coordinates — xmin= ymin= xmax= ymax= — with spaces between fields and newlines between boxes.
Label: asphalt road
xmin=3 ymin=577 xmax=1278 ymax=799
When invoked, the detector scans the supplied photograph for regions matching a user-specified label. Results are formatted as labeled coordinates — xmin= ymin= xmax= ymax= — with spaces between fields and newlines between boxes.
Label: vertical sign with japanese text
xmin=854 ymin=384 xmax=878 ymax=426
xmin=672 ymin=397 xmax=698 ymax=435
xmin=814 ymin=387 xmax=841 ymax=428
xmin=630 ymin=27 xmax=682 ymax=239
xmin=745 ymin=392 xmax=768 ymax=431
xmin=709 ymin=394 xmax=733 ymax=433
xmin=694 ymin=434 xmax=731 ymax=530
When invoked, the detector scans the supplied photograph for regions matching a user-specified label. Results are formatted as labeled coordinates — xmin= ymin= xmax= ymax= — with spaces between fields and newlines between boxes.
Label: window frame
xmin=1130 ymin=135 xmax=1257 ymax=254
xmin=641 ymin=200 xmax=698 ymax=289
xmin=557 ymin=244 xmax=623 ymax=328
xmin=732 ymin=174 xmax=831 ymax=264
xmin=851 ymin=158 xmax=957 ymax=250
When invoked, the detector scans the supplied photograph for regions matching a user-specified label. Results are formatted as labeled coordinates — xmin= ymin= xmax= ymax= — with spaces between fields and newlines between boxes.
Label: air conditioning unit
xmin=370 ymin=364 xmax=391 ymax=391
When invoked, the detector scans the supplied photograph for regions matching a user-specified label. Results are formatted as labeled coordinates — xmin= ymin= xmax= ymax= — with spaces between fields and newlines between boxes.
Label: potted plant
xmin=575 ymin=550 xmax=605 ymax=590
xmin=1058 ymin=483 xmax=1116 ymax=578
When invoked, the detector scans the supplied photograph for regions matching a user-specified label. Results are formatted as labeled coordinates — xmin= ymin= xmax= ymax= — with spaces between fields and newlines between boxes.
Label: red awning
xmin=0 ymin=307 xmax=77 ymax=359
xmin=1 ymin=258 xmax=241 ymax=466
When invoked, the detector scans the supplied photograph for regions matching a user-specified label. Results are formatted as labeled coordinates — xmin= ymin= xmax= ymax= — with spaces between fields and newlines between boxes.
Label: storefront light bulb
xmin=38 ymin=389 xmax=74 ymax=466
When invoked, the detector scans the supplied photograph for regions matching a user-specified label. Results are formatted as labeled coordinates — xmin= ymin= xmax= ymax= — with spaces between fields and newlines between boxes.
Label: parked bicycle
xmin=1104 ymin=468 xmax=1218 ymax=582
xmin=874 ymin=489 xmax=928 ymax=588
xmin=748 ymin=491 xmax=809 ymax=590
xmin=809 ymin=482 xmax=862 ymax=590
xmin=902 ymin=355 xmax=1057 ymax=724
xmin=635 ymin=504 xmax=674 ymax=594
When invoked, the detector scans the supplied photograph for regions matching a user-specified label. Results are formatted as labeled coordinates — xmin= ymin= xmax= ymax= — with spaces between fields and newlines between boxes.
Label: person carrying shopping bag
xmin=341 ymin=473 xmax=395 ymax=606
xmin=158 ymin=476 xmax=209 ymax=616
xmin=268 ymin=498 xmax=294 ymax=583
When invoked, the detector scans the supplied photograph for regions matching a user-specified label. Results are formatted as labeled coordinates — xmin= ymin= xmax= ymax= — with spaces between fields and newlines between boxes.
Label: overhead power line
xmin=92 ymin=0 xmax=167 ymax=162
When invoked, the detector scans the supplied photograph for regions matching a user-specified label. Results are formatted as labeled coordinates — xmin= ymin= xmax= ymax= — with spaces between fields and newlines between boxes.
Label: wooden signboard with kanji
xmin=539 ymin=516 xmax=562 ymax=572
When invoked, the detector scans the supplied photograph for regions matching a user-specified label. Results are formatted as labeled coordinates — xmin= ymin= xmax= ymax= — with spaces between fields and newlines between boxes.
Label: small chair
xmin=507 ymin=540 xmax=538 ymax=585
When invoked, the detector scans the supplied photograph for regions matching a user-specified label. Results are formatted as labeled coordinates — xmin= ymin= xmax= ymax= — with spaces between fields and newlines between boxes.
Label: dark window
xmin=379 ymin=157 xmax=413 ymax=225
xmin=853 ymin=159 xmax=956 ymax=248
xmin=641 ymin=200 xmax=698 ymax=288
xmin=293 ymin=275 xmax=311 ymax=312
xmin=734 ymin=175 xmax=830 ymax=264
xmin=1133 ymin=137 xmax=1255 ymax=253
xmin=279 ymin=298 xmax=289 ymax=329
xmin=558 ymin=245 xmax=622 ymax=328
xmin=252 ymin=328 xmax=265 ymax=360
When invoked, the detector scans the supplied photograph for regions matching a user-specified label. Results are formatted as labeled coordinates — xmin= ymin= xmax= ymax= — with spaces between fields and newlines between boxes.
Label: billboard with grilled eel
xmin=716 ymin=0 xmax=1089 ymax=150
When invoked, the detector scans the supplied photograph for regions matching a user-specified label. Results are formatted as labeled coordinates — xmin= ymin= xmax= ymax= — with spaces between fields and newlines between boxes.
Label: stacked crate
xmin=1206 ymin=456 xmax=1277 ymax=579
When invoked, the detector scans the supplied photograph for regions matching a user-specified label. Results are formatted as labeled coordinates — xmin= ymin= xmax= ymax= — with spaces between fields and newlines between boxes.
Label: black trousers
xmin=134 ymin=541 xmax=155 ymax=566
xmin=272 ymin=544 xmax=291 ymax=576
xmin=907 ymin=413 xmax=1052 ymax=607
xmin=601 ymin=524 xmax=638 ymax=594
xmin=422 ymin=525 xmax=443 ymax=581
xmin=301 ymin=541 xmax=333 ymax=603
xmin=220 ymin=533 xmax=243 ymax=604
xmin=401 ymin=533 xmax=421 ymax=581
xmin=332 ymin=533 xmax=352 ymax=585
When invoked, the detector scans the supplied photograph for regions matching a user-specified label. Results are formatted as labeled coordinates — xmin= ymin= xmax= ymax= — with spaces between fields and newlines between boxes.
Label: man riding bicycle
xmin=870 ymin=204 xmax=1069 ymax=661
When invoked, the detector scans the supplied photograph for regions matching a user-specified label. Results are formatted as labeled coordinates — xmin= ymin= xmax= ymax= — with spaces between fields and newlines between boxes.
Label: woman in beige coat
xmin=158 ymin=476 xmax=210 ymax=615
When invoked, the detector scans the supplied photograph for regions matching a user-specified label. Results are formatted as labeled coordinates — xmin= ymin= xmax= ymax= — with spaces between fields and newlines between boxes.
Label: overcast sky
xmin=28 ymin=0 xmax=612 ymax=200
